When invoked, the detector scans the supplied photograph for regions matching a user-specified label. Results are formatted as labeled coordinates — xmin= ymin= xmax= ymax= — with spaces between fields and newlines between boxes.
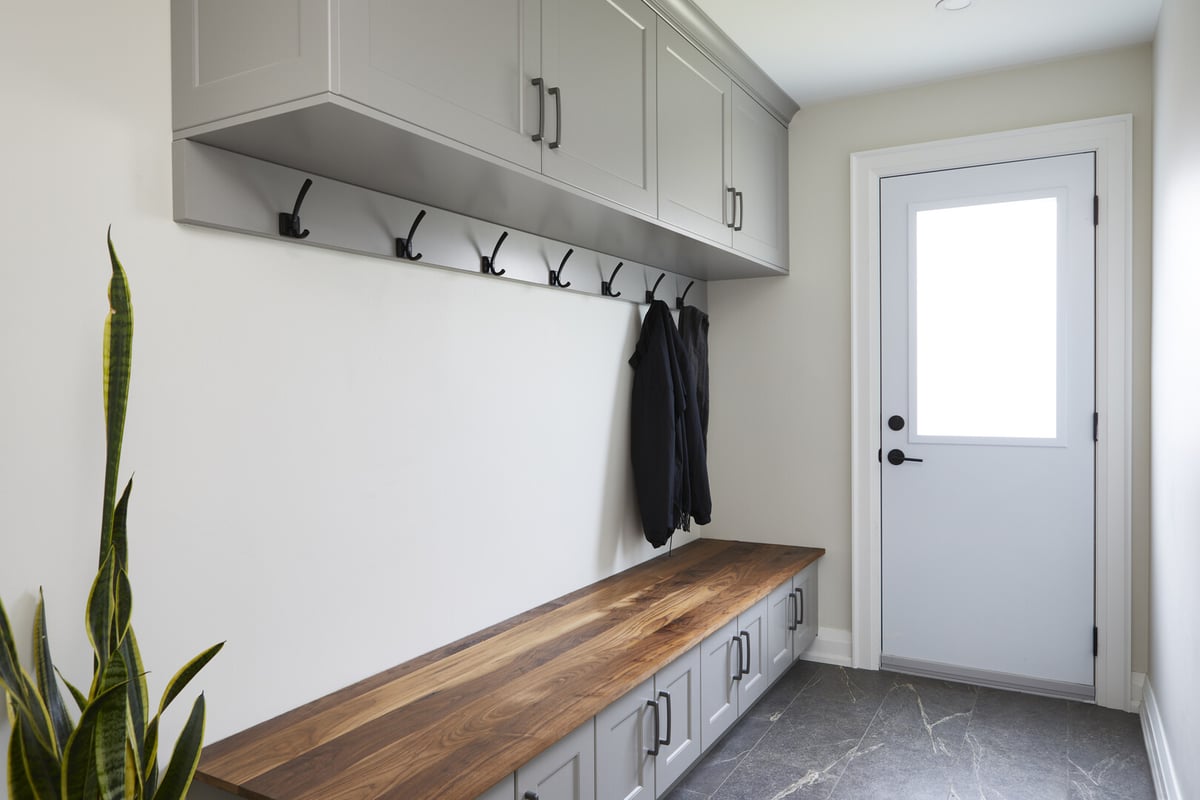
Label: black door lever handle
xmin=886 ymin=449 xmax=923 ymax=465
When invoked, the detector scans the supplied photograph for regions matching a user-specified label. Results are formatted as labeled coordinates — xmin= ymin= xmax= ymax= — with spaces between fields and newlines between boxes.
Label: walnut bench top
xmin=197 ymin=538 xmax=825 ymax=800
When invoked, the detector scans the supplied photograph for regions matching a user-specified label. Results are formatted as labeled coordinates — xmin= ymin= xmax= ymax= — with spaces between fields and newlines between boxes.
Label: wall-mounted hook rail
xmin=481 ymin=231 xmax=509 ymax=276
xmin=278 ymin=178 xmax=313 ymax=239
xmin=550 ymin=248 xmax=573 ymax=288
xmin=602 ymin=261 xmax=624 ymax=298
xmin=395 ymin=208 xmax=426 ymax=260
xmin=645 ymin=272 xmax=666 ymax=304
xmin=676 ymin=280 xmax=695 ymax=309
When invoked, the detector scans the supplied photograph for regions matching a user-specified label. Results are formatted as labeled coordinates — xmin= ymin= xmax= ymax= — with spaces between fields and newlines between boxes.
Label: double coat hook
xmin=645 ymin=272 xmax=666 ymax=304
xmin=676 ymin=281 xmax=695 ymax=309
xmin=602 ymin=261 xmax=624 ymax=298
xmin=395 ymin=209 xmax=426 ymax=260
xmin=278 ymin=178 xmax=313 ymax=239
xmin=481 ymin=231 xmax=508 ymax=276
xmin=550 ymin=249 xmax=573 ymax=288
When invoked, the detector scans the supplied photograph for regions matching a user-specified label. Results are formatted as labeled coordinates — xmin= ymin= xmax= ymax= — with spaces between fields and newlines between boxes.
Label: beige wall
xmin=706 ymin=44 xmax=1153 ymax=674
xmin=1150 ymin=0 xmax=1200 ymax=792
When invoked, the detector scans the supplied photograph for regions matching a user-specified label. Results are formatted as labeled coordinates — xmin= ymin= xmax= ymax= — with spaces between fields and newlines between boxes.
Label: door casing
xmin=849 ymin=115 xmax=1133 ymax=710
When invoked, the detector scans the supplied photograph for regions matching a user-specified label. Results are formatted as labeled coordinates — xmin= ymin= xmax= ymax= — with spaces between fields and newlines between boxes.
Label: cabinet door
xmin=479 ymin=774 xmax=516 ymax=800
xmin=656 ymin=21 xmax=733 ymax=245
xmin=699 ymin=618 xmax=739 ymax=750
xmin=517 ymin=720 xmax=596 ymax=800
xmin=731 ymin=85 xmax=789 ymax=266
xmin=338 ymin=0 xmax=543 ymax=171
xmin=171 ymin=0 xmax=332 ymax=131
xmin=792 ymin=565 xmax=819 ymax=659
xmin=737 ymin=597 xmax=768 ymax=710
xmin=595 ymin=678 xmax=655 ymax=800
xmin=540 ymin=0 xmax=657 ymax=215
xmin=653 ymin=647 xmax=702 ymax=797
xmin=765 ymin=581 xmax=794 ymax=686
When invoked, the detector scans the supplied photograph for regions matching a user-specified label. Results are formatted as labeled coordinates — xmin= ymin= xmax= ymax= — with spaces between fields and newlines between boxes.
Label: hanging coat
xmin=679 ymin=305 xmax=711 ymax=445
xmin=629 ymin=300 xmax=711 ymax=547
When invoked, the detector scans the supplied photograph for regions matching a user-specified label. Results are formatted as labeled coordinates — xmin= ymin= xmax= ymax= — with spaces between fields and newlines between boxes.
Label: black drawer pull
xmin=658 ymin=690 xmax=672 ymax=747
xmin=646 ymin=698 xmax=661 ymax=756
xmin=732 ymin=635 xmax=743 ymax=682
xmin=740 ymin=631 xmax=751 ymax=676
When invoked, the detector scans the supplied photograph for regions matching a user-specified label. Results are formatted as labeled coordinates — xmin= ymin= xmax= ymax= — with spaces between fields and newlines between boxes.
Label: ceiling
xmin=688 ymin=0 xmax=1162 ymax=107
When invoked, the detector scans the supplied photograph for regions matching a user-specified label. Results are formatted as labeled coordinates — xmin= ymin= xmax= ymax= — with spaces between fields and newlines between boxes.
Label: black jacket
xmin=629 ymin=300 xmax=711 ymax=546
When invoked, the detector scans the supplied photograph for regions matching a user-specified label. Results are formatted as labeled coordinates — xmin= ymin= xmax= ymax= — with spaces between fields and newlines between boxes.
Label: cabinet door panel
xmin=653 ymin=647 xmax=702 ymax=797
xmin=517 ymin=720 xmax=596 ymax=800
xmin=338 ymin=0 xmax=542 ymax=171
xmin=765 ymin=582 xmax=794 ymax=686
xmin=699 ymin=618 xmax=738 ymax=750
xmin=656 ymin=22 xmax=732 ymax=245
xmin=595 ymin=678 xmax=654 ymax=800
xmin=792 ymin=565 xmax=819 ymax=658
xmin=732 ymin=85 xmax=788 ymax=266
xmin=172 ymin=0 xmax=331 ymax=130
xmin=478 ymin=774 xmax=516 ymax=800
xmin=737 ymin=597 xmax=768 ymax=709
xmin=541 ymin=0 xmax=657 ymax=214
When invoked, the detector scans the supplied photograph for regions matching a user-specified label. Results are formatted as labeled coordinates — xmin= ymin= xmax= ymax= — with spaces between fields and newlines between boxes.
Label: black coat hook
xmin=602 ymin=261 xmax=624 ymax=298
xmin=481 ymin=231 xmax=508 ymax=276
xmin=676 ymin=280 xmax=695 ymax=309
xmin=550 ymin=248 xmax=573 ymax=288
xmin=395 ymin=209 xmax=427 ymax=260
xmin=278 ymin=178 xmax=313 ymax=239
xmin=645 ymin=272 xmax=666 ymax=304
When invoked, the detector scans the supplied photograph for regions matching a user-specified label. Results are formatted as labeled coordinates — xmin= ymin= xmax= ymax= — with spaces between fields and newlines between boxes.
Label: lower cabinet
xmin=480 ymin=774 xmax=517 ymax=800
xmin=698 ymin=595 xmax=768 ymax=751
xmin=792 ymin=563 xmax=819 ymax=660
xmin=765 ymin=563 xmax=821 ymax=686
xmin=595 ymin=647 xmax=702 ymax=799
xmin=517 ymin=720 xmax=596 ymax=800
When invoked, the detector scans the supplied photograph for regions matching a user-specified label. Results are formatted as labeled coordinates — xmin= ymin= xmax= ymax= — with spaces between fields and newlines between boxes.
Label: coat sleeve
xmin=629 ymin=304 xmax=683 ymax=546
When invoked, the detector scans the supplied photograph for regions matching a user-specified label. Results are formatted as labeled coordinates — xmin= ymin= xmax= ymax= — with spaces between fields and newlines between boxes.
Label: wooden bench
xmin=197 ymin=539 xmax=824 ymax=800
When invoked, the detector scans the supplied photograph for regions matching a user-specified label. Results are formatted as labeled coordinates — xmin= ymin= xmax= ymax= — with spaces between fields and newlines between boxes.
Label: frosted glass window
xmin=914 ymin=197 xmax=1058 ymax=439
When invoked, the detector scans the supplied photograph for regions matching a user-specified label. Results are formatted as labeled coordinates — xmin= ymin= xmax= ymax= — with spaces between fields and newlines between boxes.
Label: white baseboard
xmin=1141 ymin=677 xmax=1183 ymax=800
xmin=800 ymin=626 xmax=852 ymax=667
xmin=1130 ymin=671 xmax=1146 ymax=713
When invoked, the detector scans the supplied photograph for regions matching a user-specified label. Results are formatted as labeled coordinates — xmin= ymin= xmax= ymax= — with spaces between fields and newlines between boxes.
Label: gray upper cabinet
xmin=731 ymin=85 xmax=788 ymax=266
xmin=338 ymin=0 xmax=543 ymax=172
xmin=656 ymin=21 xmax=733 ymax=246
xmin=541 ymin=0 xmax=657 ymax=215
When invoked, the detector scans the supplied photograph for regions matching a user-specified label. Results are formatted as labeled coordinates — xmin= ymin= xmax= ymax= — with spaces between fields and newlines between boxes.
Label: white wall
xmin=1149 ymin=0 xmax=1200 ymax=793
xmin=706 ymin=45 xmax=1154 ymax=674
xmin=0 ymin=3 xmax=699 ymax=788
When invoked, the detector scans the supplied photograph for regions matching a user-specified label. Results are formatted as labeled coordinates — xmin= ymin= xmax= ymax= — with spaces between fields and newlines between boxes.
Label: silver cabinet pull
xmin=531 ymin=78 xmax=545 ymax=142
xmin=548 ymin=86 xmax=562 ymax=149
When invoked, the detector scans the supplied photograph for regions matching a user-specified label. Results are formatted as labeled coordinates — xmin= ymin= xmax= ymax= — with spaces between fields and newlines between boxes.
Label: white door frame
xmin=849 ymin=115 xmax=1133 ymax=710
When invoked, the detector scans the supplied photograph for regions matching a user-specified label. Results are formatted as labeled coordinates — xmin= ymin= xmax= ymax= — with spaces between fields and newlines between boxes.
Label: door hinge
xmin=1093 ymin=626 xmax=1099 ymax=657
xmin=1094 ymin=195 xmax=1100 ymax=226
xmin=1093 ymin=412 xmax=1099 ymax=442
xmin=877 ymin=448 xmax=882 ymax=463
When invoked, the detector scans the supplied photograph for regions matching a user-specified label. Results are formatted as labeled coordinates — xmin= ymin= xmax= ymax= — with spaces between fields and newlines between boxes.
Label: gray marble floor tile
xmin=672 ymin=715 xmax=773 ymax=796
xmin=748 ymin=660 xmax=821 ymax=722
xmin=1066 ymin=702 xmax=1155 ymax=800
xmin=661 ymin=787 xmax=707 ymax=800
xmin=966 ymin=687 xmax=1071 ymax=758
xmin=947 ymin=728 xmax=1071 ymax=800
xmin=712 ymin=751 xmax=843 ymax=800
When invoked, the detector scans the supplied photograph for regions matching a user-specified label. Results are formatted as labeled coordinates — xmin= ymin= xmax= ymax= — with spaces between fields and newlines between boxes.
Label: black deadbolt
xmin=887 ymin=448 xmax=924 ymax=465
xmin=888 ymin=415 xmax=905 ymax=431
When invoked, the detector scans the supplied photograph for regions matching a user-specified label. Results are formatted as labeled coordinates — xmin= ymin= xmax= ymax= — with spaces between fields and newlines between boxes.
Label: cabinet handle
xmin=524 ymin=793 xmax=540 ymax=800
xmin=658 ymin=690 xmax=672 ymax=747
xmin=548 ymin=86 xmax=562 ymax=149
xmin=726 ymin=187 xmax=736 ymax=228
xmin=787 ymin=591 xmax=798 ymax=632
xmin=731 ymin=635 xmax=743 ymax=682
xmin=734 ymin=190 xmax=744 ymax=231
xmin=646 ymin=698 xmax=662 ymax=756
xmin=531 ymin=78 xmax=545 ymax=143
xmin=798 ymin=587 xmax=805 ymax=625
xmin=740 ymin=631 xmax=751 ymax=676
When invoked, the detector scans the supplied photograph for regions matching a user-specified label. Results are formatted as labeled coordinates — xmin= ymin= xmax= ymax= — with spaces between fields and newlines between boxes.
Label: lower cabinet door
xmin=765 ymin=581 xmax=794 ymax=686
xmin=737 ymin=597 xmax=769 ymax=710
xmin=653 ymin=647 xmax=702 ymax=796
xmin=517 ymin=720 xmax=596 ymax=800
xmin=595 ymin=677 xmax=655 ymax=800
xmin=479 ymin=774 xmax=517 ymax=800
xmin=792 ymin=564 xmax=819 ymax=658
xmin=699 ymin=618 xmax=739 ymax=750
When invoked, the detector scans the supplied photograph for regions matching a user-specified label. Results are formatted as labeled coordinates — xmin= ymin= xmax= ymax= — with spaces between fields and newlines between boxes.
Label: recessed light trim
xmin=936 ymin=0 xmax=972 ymax=9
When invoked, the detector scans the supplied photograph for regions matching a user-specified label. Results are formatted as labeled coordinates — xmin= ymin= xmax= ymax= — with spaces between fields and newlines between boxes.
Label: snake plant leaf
xmin=15 ymin=667 xmax=57 ymax=760
xmin=120 ymin=629 xmax=150 ymax=773
xmin=15 ymin=714 xmax=60 ymax=800
xmin=33 ymin=589 xmax=72 ymax=754
xmin=143 ymin=715 xmax=159 ymax=796
xmin=61 ymin=679 xmax=128 ymax=800
xmin=0 ymin=595 xmax=32 ymax=711
xmin=94 ymin=658 xmax=130 ymax=800
xmin=100 ymin=229 xmax=133 ymax=564
xmin=150 ymin=693 xmax=205 ymax=800
xmin=113 ymin=567 xmax=133 ymax=651
xmin=157 ymin=642 xmax=224 ymax=716
xmin=7 ymin=722 xmax=38 ymax=800
xmin=53 ymin=667 xmax=87 ymax=715
xmin=86 ymin=551 xmax=117 ymax=676
xmin=126 ymin=738 xmax=143 ymax=800
xmin=111 ymin=478 xmax=133 ymax=574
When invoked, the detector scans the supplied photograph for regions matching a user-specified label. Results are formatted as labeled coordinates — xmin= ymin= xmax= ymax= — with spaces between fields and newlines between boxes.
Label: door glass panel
xmin=913 ymin=196 xmax=1058 ymax=439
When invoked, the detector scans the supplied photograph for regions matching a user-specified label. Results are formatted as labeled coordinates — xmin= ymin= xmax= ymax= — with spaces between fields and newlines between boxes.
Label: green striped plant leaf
xmin=15 ymin=716 xmax=60 ymax=800
xmin=149 ymin=694 xmax=205 ymax=800
xmin=60 ymin=681 xmax=126 ymax=800
xmin=53 ymin=668 xmax=87 ymax=715
xmin=33 ymin=589 xmax=72 ymax=755
xmin=7 ymin=722 xmax=39 ymax=800
xmin=86 ymin=552 xmax=117 ymax=681
xmin=93 ymin=657 xmax=129 ymax=800
xmin=157 ymin=643 xmax=224 ymax=716
xmin=100 ymin=230 xmax=133 ymax=564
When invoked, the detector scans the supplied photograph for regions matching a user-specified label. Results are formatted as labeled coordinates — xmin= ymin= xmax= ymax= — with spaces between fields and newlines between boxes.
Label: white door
xmin=880 ymin=153 xmax=1096 ymax=699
